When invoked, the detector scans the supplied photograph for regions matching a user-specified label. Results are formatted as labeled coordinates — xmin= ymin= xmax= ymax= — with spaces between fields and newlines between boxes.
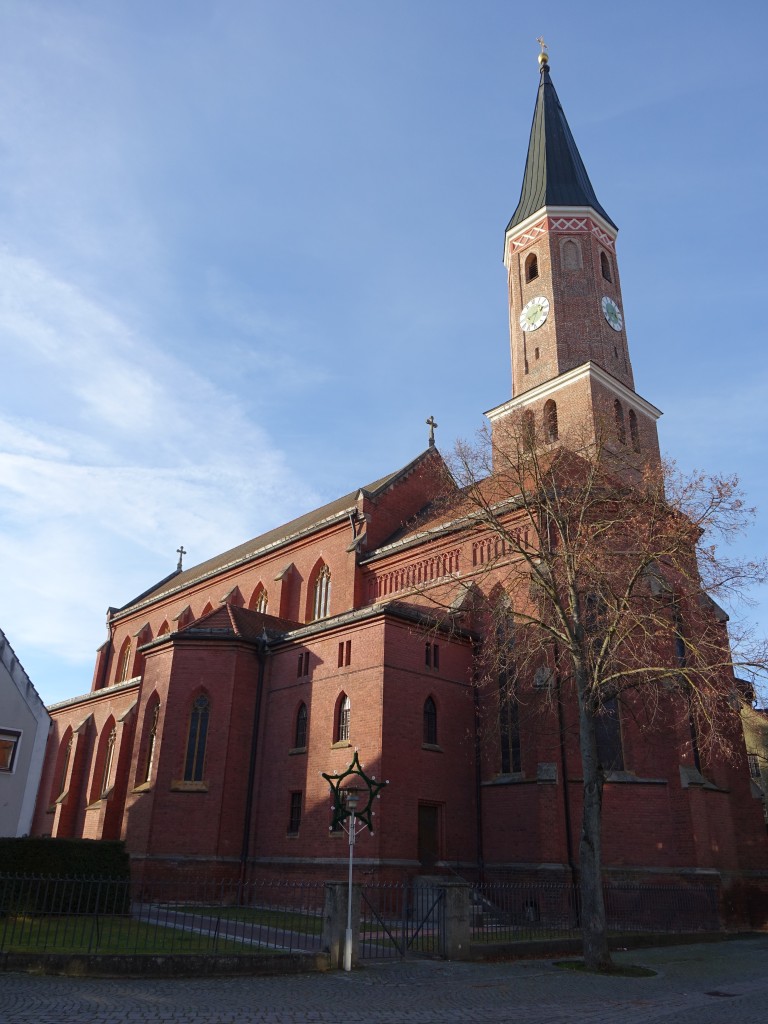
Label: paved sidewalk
xmin=2 ymin=936 xmax=767 ymax=1024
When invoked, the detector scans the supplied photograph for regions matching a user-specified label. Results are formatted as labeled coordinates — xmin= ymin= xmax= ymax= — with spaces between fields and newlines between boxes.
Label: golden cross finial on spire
xmin=536 ymin=36 xmax=549 ymax=65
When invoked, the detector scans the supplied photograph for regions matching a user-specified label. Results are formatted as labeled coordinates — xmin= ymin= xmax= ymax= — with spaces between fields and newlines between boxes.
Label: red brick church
xmin=32 ymin=55 xmax=768 ymax=903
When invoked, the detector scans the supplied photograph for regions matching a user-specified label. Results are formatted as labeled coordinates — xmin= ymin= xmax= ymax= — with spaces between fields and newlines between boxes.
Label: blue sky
xmin=1 ymin=1 xmax=766 ymax=707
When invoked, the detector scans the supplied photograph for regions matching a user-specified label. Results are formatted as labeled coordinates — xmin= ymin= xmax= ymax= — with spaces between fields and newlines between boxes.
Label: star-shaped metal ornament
xmin=322 ymin=750 xmax=388 ymax=833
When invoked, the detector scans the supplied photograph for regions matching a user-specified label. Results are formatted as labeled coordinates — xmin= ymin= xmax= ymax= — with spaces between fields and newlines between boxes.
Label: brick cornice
xmin=485 ymin=362 xmax=663 ymax=423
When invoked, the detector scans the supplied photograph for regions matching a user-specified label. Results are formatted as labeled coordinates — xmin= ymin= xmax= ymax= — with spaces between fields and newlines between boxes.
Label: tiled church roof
xmin=115 ymin=449 xmax=438 ymax=616
xmin=179 ymin=603 xmax=300 ymax=640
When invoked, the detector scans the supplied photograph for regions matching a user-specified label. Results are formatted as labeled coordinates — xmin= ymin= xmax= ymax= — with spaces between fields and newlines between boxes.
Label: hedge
xmin=0 ymin=839 xmax=130 ymax=916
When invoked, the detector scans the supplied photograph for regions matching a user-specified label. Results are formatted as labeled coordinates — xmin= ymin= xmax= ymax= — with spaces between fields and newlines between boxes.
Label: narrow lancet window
xmin=544 ymin=399 xmax=558 ymax=443
xmin=295 ymin=702 xmax=308 ymax=748
xmin=313 ymin=565 xmax=331 ymax=620
xmin=628 ymin=409 xmax=640 ymax=452
xmin=423 ymin=697 xmax=437 ymax=745
xmin=184 ymin=694 xmax=210 ymax=782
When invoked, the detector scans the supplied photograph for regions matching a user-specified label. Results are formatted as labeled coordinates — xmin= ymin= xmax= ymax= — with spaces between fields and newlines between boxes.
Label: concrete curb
xmin=0 ymin=949 xmax=331 ymax=978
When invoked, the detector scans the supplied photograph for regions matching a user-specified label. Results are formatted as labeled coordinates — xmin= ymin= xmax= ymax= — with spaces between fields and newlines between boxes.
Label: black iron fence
xmin=0 ymin=875 xmax=325 ymax=956
xmin=0 ymin=873 xmax=724 ymax=960
xmin=359 ymin=881 xmax=446 ymax=959
xmin=471 ymin=881 xmax=721 ymax=943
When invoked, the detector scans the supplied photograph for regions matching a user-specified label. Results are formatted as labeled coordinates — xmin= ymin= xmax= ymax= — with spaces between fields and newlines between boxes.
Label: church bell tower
xmin=487 ymin=47 xmax=662 ymax=467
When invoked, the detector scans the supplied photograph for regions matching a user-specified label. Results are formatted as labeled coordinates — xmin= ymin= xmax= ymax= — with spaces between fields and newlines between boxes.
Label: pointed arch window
xmin=184 ymin=694 xmax=210 ymax=782
xmin=100 ymin=727 xmax=116 ymax=796
xmin=614 ymin=400 xmax=626 ymax=445
xmin=497 ymin=601 xmax=521 ymax=774
xmin=498 ymin=654 xmax=521 ymax=772
xmin=294 ymin=702 xmax=308 ymax=749
xmin=313 ymin=565 xmax=331 ymax=620
xmin=499 ymin=682 xmax=521 ymax=774
xmin=336 ymin=694 xmax=350 ymax=743
xmin=544 ymin=399 xmax=558 ymax=443
xmin=672 ymin=602 xmax=701 ymax=773
xmin=56 ymin=734 xmax=73 ymax=799
xmin=251 ymin=585 xmax=268 ymax=614
xmin=584 ymin=591 xmax=623 ymax=772
xmin=600 ymin=251 xmax=612 ymax=282
xmin=524 ymin=252 xmax=539 ymax=282
xmin=628 ymin=409 xmax=640 ymax=452
xmin=594 ymin=697 xmax=624 ymax=771
xmin=522 ymin=409 xmax=535 ymax=449
xmin=142 ymin=702 xmax=160 ymax=784
xmin=423 ymin=697 xmax=438 ymax=746
xmin=117 ymin=638 xmax=132 ymax=682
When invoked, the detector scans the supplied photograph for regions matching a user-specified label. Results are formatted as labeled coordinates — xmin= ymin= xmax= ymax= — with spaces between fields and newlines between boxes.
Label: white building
xmin=0 ymin=627 xmax=51 ymax=837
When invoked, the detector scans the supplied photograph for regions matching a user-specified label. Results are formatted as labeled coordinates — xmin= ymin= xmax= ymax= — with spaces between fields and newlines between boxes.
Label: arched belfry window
xmin=614 ymin=400 xmax=626 ymax=445
xmin=336 ymin=694 xmax=350 ymax=743
xmin=628 ymin=409 xmax=640 ymax=452
xmin=600 ymin=251 xmax=612 ymax=282
xmin=524 ymin=252 xmax=539 ymax=282
xmin=295 ymin=702 xmax=308 ymax=749
xmin=544 ymin=400 xmax=558 ymax=443
xmin=423 ymin=697 xmax=438 ymax=745
xmin=184 ymin=694 xmax=210 ymax=782
xmin=313 ymin=565 xmax=331 ymax=620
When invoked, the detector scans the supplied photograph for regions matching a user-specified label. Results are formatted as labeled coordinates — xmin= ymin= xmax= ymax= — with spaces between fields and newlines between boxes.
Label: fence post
xmin=440 ymin=882 xmax=471 ymax=960
xmin=322 ymin=881 xmax=361 ymax=969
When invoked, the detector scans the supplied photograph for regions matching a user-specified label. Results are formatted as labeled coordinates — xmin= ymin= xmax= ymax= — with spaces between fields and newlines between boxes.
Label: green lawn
xmin=0 ymin=915 xmax=273 ymax=956
xmin=163 ymin=904 xmax=324 ymax=935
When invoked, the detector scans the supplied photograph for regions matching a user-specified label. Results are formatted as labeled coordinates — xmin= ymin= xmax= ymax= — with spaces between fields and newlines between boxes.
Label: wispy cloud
xmin=0 ymin=249 xmax=318 ymax=702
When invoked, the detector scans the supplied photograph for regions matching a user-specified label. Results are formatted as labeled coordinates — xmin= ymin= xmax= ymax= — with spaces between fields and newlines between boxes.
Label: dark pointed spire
xmin=506 ymin=53 xmax=616 ymax=233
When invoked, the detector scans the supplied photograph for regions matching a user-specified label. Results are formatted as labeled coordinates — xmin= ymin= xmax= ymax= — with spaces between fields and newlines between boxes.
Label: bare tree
xmin=422 ymin=415 xmax=768 ymax=969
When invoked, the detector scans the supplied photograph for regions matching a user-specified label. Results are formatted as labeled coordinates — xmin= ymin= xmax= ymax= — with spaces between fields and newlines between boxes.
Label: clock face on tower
xmin=601 ymin=295 xmax=623 ymax=332
xmin=519 ymin=295 xmax=550 ymax=332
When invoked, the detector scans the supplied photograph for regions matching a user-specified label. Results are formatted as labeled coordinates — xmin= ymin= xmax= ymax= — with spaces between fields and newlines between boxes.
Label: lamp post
xmin=342 ymin=786 xmax=361 ymax=972
xmin=322 ymin=751 xmax=388 ymax=972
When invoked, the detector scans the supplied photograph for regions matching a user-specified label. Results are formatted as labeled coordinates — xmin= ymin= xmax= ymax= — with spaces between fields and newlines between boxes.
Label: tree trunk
xmin=576 ymin=667 xmax=612 ymax=969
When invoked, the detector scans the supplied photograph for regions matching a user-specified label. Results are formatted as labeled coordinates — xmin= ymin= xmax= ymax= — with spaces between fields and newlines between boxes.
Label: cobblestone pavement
xmin=2 ymin=937 xmax=767 ymax=1024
